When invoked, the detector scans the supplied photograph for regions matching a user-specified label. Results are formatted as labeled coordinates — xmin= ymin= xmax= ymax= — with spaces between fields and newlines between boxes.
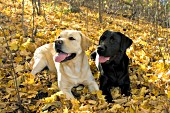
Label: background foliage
xmin=0 ymin=0 xmax=170 ymax=112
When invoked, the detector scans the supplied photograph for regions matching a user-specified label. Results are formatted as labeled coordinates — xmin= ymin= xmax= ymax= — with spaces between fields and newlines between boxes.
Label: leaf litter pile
xmin=0 ymin=0 xmax=170 ymax=112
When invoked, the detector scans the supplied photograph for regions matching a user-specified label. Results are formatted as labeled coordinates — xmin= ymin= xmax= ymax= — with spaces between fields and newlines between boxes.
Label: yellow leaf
xmin=83 ymin=87 xmax=88 ymax=93
xmin=28 ymin=90 xmax=38 ymax=94
xmin=114 ymin=98 xmax=128 ymax=104
xmin=63 ymin=107 xmax=68 ymax=113
xmin=140 ymin=64 xmax=146 ymax=70
xmin=0 ymin=102 xmax=6 ymax=108
xmin=130 ymin=74 xmax=138 ymax=80
xmin=44 ymin=97 xmax=54 ymax=103
xmin=15 ymin=64 xmax=24 ymax=72
xmin=94 ymin=72 xmax=100 ymax=79
xmin=108 ymin=104 xmax=122 ymax=112
xmin=55 ymin=91 xmax=64 ymax=96
xmin=131 ymin=89 xmax=139 ymax=95
xmin=167 ymin=91 xmax=170 ymax=99
xmin=88 ymin=100 xmax=97 ymax=105
xmin=96 ymin=90 xmax=105 ymax=100
xmin=7 ymin=75 xmax=25 ymax=87
xmin=17 ymin=0 xmax=22 ymax=2
xmin=151 ymin=89 xmax=159 ymax=96
xmin=20 ymin=49 xmax=30 ymax=56
xmin=15 ymin=33 xmax=20 ymax=38
xmin=14 ymin=56 xmax=22 ymax=63
xmin=139 ymin=40 xmax=147 ymax=45
xmin=5 ymin=88 xmax=15 ymax=94
xmin=140 ymin=87 xmax=147 ymax=96
xmin=48 ymin=82 xmax=58 ymax=91
xmin=2 ymin=94 xmax=10 ymax=99
xmin=27 ymin=77 xmax=35 ymax=84
xmin=79 ymin=105 xmax=90 ymax=111
xmin=21 ymin=38 xmax=31 ymax=48
xmin=9 ymin=41 xmax=18 ymax=50
xmin=0 ymin=59 xmax=2 ymax=64
xmin=80 ymin=96 xmax=85 ymax=102
xmin=27 ymin=91 xmax=38 ymax=98
xmin=27 ymin=93 xmax=37 ymax=99
xmin=111 ymin=87 xmax=121 ymax=98
xmin=28 ymin=105 xmax=36 ymax=110
xmin=130 ymin=105 xmax=135 ymax=113
xmin=150 ymin=96 xmax=156 ymax=100
xmin=148 ymin=75 xmax=158 ymax=82
xmin=140 ymin=100 xmax=148 ymax=108
xmin=20 ymin=92 xmax=27 ymax=97
xmin=36 ymin=32 xmax=43 ymax=37
xmin=0 ymin=36 xmax=4 ymax=43
xmin=71 ymin=99 xmax=80 ymax=109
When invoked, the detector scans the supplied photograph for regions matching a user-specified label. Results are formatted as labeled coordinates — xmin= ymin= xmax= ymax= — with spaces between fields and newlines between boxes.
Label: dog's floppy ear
xmin=117 ymin=32 xmax=132 ymax=52
xmin=79 ymin=32 xmax=92 ymax=51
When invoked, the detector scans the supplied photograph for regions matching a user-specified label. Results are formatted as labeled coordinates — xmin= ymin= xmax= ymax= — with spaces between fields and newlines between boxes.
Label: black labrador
xmin=90 ymin=30 xmax=132 ymax=103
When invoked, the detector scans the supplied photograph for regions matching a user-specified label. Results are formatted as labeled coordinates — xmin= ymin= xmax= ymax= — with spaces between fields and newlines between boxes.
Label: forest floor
xmin=0 ymin=0 xmax=170 ymax=112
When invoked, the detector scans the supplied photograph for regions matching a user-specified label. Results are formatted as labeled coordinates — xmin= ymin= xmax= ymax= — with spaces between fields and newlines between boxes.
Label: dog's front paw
xmin=120 ymin=85 xmax=131 ymax=96
xmin=106 ymin=98 xmax=114 ymax=103
xmin=124 ymin=90 xmax=131 ymax=96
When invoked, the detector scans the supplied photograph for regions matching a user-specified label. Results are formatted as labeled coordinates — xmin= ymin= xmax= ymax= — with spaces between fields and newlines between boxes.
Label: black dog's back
xmin=91 ymin=30 xmax=132 ymax=103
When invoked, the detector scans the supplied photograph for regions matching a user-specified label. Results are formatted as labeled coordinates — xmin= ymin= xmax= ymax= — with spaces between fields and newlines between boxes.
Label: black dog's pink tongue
xmin=99 ymin=56 xmax=110 ymax=63
xmin=54 ymin=53 xmax=68 ymax=62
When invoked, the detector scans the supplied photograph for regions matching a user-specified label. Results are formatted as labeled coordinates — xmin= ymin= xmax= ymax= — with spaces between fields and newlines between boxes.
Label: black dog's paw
xmin=90 ymin=51 xmax=97 ymax=61
xmin=120 ymin=87 xmax=131 ymax=96
xmin=106 ymin=98 xmax=114 ymax=103
xmin=103 ymin=92 xmax=114 ymax=103
xmin=123 ymin=91 xmax=131 ymax=96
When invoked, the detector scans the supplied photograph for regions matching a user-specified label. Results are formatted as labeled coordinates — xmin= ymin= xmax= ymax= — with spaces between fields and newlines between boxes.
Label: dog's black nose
xmin=55 ymin=40 xmax=63 ymax=45
xmin=97 ymin=45 xmax=105 ymax=52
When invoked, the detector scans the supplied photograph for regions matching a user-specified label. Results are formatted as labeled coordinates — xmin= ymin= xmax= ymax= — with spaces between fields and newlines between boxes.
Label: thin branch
xmin=86 ymin=7 xmax=89 ymax=32
xmin=37 ymin=0 xmax=41 ymax=15
xmin=22 ymin=0 xmax=27 ymax=37
xmin=98 ymin=0 xmax=102 ymax=23
xmin=32 ymin=0 xmax=36 ymax=41
xmin=42 ymin=4 xmax=47 ymax=24
xmin=0 ymin=26 xmax=24 ymax=112
xmin=22 ymin=0 xmax=24 ymax=29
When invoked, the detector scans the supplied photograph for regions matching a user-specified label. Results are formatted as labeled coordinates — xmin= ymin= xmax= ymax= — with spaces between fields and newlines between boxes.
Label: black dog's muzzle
xmin=97 ymin=45 xmax=106 ymax=55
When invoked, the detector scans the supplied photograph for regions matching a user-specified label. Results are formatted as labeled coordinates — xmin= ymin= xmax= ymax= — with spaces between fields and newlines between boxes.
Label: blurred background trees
xmin=64 ymin=0 xmax=170 ymax=27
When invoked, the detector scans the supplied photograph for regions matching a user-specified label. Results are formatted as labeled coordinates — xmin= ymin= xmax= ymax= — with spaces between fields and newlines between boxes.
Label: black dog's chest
xmin=101 ymin=63 xmax=126 ymax=85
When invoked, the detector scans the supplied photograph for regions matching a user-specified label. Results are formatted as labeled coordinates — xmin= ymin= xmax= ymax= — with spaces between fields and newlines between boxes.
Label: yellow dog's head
xmin=54 ymin=30 xmax=91 ymax=62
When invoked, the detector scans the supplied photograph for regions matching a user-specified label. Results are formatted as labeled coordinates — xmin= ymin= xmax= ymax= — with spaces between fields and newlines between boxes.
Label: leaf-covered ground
xmin=0 ymin=0 xmax=170 ymax=112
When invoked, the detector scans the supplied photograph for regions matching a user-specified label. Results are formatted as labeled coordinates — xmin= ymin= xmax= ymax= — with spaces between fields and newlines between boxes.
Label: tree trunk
xmin=22 ymin=0 xmax=24 ymax=29
xmin=37 ymin=0 xmax=41 ymax=15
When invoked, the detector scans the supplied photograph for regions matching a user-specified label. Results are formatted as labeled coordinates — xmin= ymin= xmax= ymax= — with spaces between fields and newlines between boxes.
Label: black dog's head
xmin=93 ymin=30 xmax=132 ymax=64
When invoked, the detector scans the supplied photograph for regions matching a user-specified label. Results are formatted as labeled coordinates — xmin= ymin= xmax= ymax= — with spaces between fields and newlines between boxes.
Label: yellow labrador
xmin=30 ymin=30 xmax=99 ymax=99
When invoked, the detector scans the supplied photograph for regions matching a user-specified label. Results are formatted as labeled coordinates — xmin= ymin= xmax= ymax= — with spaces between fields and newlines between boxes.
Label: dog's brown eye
xmin=58 ymin=36 xmax=61 ymax=39
xmin=69 ymin=37 xmax=75 ymax=40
